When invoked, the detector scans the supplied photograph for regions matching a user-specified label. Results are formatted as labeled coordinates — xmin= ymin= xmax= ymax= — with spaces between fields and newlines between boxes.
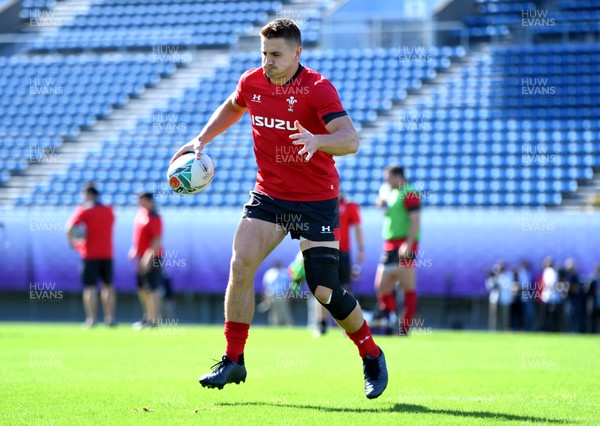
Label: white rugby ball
xmin=167 ymin=152 xmax=215 ymax=195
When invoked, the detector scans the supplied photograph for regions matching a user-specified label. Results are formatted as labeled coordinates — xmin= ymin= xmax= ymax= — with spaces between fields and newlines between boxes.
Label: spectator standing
xmin=261 ymin=260 xmax=294 ymax=326
xmin=485 ymin=265 xmax=500 ymax=331
xmin=496 ymin=263 xmax=515 ymax=331
xmin=541 ymin=257 xmax=562 ymax=332
xmin=517 ymin=260 xmax=535 ymax=331
xmin=564 ymin=259 xmax=585 ymax=333
xmin=585 ymin=264 xmax=600 ymax=333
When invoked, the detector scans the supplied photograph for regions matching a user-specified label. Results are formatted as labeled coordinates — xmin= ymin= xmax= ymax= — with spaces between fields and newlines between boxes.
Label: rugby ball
xmin=167 ymin=152 xmax=215 ymax=194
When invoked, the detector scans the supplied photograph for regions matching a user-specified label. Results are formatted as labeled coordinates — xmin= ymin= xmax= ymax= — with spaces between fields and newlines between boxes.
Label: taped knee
xmin=303 ymin=247 xmax=338 ymax=294
xmin=327 ymin=285 xmax=357 ymax=320
xmin=303 ymin=247 xmax=357 ymax=321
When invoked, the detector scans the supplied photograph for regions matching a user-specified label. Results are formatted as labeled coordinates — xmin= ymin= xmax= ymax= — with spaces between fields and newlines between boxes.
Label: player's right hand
xmin=169 ymin=138 xmax=204 ymax=164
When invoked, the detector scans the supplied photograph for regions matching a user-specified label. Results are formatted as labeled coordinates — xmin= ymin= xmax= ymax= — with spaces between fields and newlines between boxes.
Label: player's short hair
xmin=83 ymin=182 xmax=99 ymax=197
xmin=138 ymin=192 xmax=154 ymax=202
xmin=260 ymin=19 xmax=302 ymax=47
xmin=385 ymin=166 xmax=405 ymax=178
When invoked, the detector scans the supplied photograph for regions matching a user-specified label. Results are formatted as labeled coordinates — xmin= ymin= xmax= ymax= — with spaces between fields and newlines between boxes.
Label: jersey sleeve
xmin=288 ymin=256 xmax=305 ymax=284
xmin=234 ymin=70 xmax=251 ymax=108
xmin=309 ymin=78 xmax=348 ymax=126
xmin=66 ymin=206 xmax=85 ymax=227
xmin=404 ymin=192 xmax=421 ymax=212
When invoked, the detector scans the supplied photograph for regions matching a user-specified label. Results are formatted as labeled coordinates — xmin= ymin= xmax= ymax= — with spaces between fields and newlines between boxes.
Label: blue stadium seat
xmin=7 ymin=36 xmax=596 ymax=208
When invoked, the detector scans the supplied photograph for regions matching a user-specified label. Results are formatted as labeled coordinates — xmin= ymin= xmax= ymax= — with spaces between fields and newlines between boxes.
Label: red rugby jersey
xmin=67 ymin=203 xmax=114 ymax=260
xmin=338 ymin=199 xmax=361 ymax=253
xmin=132 ymin=208 xmax=163 ymax=258
xmin=235 ymin=64 xmax=348 ymax=201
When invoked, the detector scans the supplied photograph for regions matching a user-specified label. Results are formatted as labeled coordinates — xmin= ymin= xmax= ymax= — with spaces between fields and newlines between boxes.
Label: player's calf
xmin=303 ymin=246 xmax=388 ymax=398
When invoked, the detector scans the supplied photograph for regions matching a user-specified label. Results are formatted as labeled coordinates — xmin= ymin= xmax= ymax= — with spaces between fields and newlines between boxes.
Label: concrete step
xmin=561 ymin=169 xmax=600 ymax=207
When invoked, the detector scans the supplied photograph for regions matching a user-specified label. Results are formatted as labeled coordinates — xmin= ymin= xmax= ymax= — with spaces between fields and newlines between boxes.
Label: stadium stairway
xmin=0 ymin=50 xmax=230 ymax=206
xmin=561 ymin=171 xmax=600 ymax=208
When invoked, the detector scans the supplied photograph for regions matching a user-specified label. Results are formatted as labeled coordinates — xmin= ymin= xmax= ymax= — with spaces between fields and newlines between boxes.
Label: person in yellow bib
xmin=373 ymin=166 xmax=421 ymax=335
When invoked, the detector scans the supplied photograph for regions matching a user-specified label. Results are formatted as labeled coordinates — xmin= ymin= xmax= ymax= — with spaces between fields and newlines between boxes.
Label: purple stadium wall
xmin=0 ymin=207 xmax=598 ymax=296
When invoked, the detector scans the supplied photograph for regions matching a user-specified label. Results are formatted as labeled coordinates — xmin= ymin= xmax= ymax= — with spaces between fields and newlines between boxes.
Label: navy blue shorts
xmin=242 ymin=190 xmax=339 ymax=242
xmin=81 ymin=259 xmax=113 ymax=287
xmin=136 ymin=262 xmax=162 ymax=290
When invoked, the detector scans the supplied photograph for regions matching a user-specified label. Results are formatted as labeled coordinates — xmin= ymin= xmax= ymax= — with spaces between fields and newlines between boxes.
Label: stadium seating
xmin=19 ymin=0 xmax=58 ymax=20
xmin=337 ymin=43 xmax=599 ymax=206
xmin=0 ymin=55 xmax=176 ymax=178
xmin=460 ymin=0 xmax=537 ymax=39
xmin=528 ymin=0 xmax=600 ymax=37
xmin=15 ymin=47 xmax=463 ymax=207
xmin=463 ymin=0 xmax=600 ymax=40
xmin=13 ymin=41 xmax=599 ymax=208
xmin=5 ymin=0 xmax=599 ymax=208
xmin=27 ymin=1 xmax=284 ymax=50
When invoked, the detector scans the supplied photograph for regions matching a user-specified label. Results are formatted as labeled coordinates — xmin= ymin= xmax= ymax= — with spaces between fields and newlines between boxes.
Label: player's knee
xmin=303 ymin=246 xmax=339 ymax=294
xmin=303 ymin=247 xmax=357 ymax=320
xmin=229 ymin=255 xmax=257 ymax=282
xmin=314 ymin=285 xmax=332 ymax=304
xmin=401 ymin=281 xmax=416 ymax=292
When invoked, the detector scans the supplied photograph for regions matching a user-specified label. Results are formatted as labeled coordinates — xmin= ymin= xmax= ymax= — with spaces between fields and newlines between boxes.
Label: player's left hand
xmin=289 ymin=120 xmax=321 ymax=161
xmin=398 ymin=242 xmax=414 ymax=260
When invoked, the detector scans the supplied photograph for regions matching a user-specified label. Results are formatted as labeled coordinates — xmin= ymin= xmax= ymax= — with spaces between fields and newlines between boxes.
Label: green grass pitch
xmin=1 ymin=323 xmax=598 ymax=425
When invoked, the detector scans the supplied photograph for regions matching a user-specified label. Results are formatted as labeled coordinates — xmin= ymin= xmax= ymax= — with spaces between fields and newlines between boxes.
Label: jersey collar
xmin=266 ymin=63 xmax=304 ymax=86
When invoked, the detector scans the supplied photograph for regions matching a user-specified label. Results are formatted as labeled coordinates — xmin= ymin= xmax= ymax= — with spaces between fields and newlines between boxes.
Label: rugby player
xmin=171 ymin=19 xmax=387 ymax=399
